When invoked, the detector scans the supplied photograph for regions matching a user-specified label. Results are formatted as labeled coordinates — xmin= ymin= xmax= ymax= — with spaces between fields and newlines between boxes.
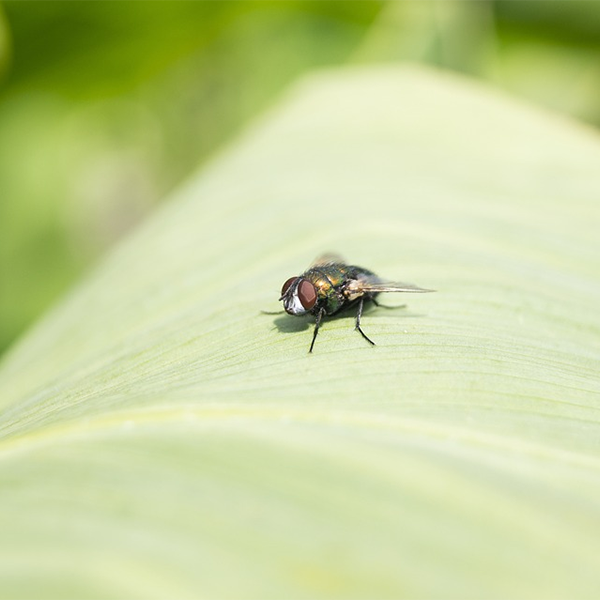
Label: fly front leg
xmin=355 ymin=297 xmax=375 ymax=346
xmin=309 ymin=307 xmax=326 ymax=353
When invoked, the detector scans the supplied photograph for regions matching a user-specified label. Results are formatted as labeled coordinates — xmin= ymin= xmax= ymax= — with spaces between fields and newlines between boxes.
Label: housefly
xmin=279 ymin=254 xmax=434 ymax=353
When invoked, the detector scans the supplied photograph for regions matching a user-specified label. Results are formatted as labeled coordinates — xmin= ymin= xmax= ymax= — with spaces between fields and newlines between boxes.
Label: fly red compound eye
xmin=281 ymin=277 xmax=297 ymax=296
xmin=298 ymin=280 xmax=317 ymax=310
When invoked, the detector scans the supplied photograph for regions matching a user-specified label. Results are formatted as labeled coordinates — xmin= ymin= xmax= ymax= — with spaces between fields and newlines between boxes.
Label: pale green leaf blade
xmin=1 ymin=65 xmax=600 ymax=599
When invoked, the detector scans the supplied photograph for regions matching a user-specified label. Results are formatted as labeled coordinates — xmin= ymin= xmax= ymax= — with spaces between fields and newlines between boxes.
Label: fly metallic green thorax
xmin=301 ymin=264 xmax=377 ymax=316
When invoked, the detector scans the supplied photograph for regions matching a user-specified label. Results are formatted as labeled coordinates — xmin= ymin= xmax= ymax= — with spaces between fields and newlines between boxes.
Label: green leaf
xmin=1 ymin=65 xmax=600 ymax=599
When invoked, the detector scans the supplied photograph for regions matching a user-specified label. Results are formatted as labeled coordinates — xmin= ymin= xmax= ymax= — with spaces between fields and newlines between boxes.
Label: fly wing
xmin=310 ymin=252 xmax=345 ymax=267
xmin=357 ymin=281 xmax=434 ymax=293
xmin=350 ymin=272 xmax=434 ymax=294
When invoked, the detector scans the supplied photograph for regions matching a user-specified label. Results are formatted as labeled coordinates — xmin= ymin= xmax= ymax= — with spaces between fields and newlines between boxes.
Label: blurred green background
xmin=1 ymin=0 xmax=599 ymax=357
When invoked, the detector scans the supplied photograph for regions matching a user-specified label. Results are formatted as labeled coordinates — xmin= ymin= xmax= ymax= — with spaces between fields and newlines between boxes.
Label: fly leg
xmin=355 ymin=297 xmax=375 ymax=346
xmin=372 ymin=298 xmax=406 ymax=310
xmin=309 ymin=308 xmax=326 ymax=353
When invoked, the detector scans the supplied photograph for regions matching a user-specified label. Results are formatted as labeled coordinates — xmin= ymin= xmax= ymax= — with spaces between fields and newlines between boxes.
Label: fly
xmin=279 ymin=254 xmax=434 ymax=353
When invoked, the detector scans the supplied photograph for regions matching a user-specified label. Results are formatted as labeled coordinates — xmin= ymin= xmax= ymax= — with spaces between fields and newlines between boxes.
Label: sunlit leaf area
xmin=1 ymin=2 xmax=599 ymax=599
xmin=1 ymin=1 xmax=600 ymax=353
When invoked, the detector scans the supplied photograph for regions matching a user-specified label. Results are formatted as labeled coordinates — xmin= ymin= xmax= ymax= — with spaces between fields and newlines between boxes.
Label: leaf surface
xmin=1 ymin=65 xmax=600 ymax=599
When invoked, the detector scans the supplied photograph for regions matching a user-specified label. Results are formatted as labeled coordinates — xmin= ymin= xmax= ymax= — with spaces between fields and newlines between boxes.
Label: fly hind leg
xmin=355 ymin=297 xmax=375 ymax=346
xmin=372 ymin=298 xmax=406 ymax=310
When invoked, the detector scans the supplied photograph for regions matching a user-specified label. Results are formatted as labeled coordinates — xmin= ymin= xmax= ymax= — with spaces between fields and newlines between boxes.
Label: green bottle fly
xmin=279 ymin=254 xmax=433 ymax=353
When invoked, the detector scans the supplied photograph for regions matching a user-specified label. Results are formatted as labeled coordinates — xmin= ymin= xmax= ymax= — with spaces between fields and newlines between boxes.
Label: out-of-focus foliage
xmin=0 ymin=7 xmax=9 ymax=78
xmin=358 ymin=1 xmax=600 ymax=124
xmin=1 ymin=0 xmax=599 ymax=356
xmin=0 ymin=1 xmax=384 ymax=354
